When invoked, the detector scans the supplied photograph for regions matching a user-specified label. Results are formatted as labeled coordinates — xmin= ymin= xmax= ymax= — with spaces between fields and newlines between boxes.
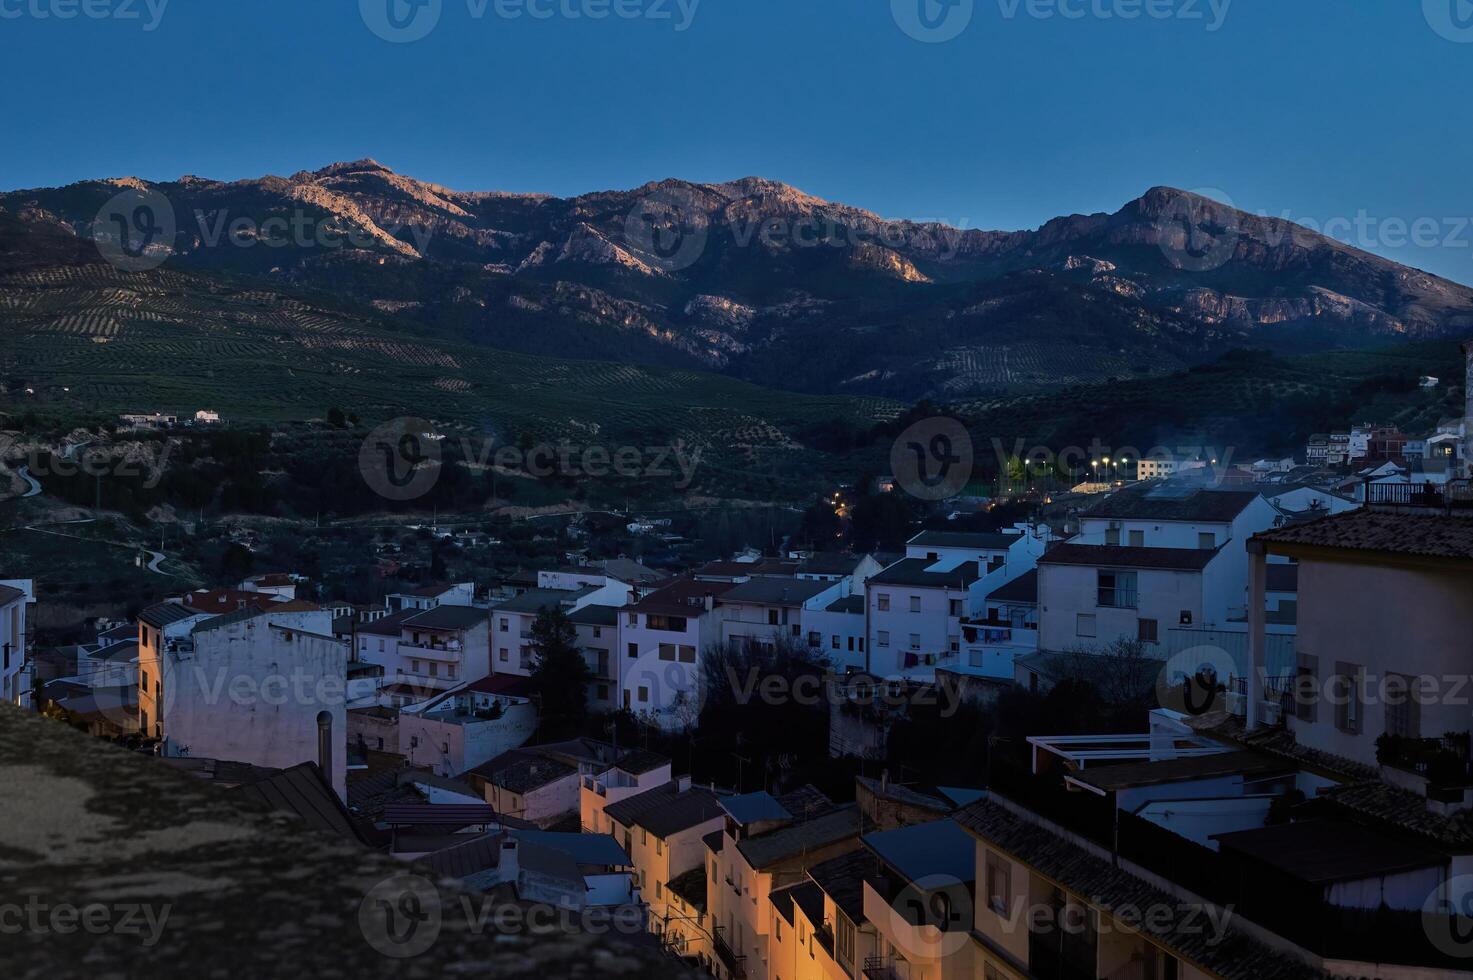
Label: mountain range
xmin=3 ymin=159 xmax=1472 ymax=402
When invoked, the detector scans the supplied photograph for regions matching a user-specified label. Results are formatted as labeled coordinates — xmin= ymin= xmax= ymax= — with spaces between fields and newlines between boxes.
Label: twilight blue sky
xmin=4 ymin=0 xmax=1472 ymax=282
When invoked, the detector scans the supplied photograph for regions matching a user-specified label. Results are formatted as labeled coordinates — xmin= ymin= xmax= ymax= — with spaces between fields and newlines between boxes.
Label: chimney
xmin=316 ymin=711 xmax=333 ymax=783
xmin=499 ymin=836 xmax=519 ymax=881
xmin=703 ymin=592 xmax=714 ymax=612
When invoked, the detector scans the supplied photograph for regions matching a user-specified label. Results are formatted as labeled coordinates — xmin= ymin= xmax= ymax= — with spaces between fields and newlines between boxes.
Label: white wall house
xmin=719 ymin=577 xmax=845 ymax=651
xmin=619 ymin=578 xmax=739 ymax=729
xmin=865 ymin=529 xmax=1047 ymax=680
xmin=1037 ymin=543 xmax=1234 ymax=653
xmin=491 ymin=585 xmax=605 ymax=677
xmin=387 ymin=582 xmax=475 ymax=612
xmin=152 ymin=608 xmax=350 ymax=798
xmin=397 ymin=675 xmax=538 ymax=777
xmin=0 ymin=580 xmax=34 ymax=705
xmin=802 ymin=595 xmax=867 ymax=672
xmin=356 ymin=604 xmax=490 ymax=697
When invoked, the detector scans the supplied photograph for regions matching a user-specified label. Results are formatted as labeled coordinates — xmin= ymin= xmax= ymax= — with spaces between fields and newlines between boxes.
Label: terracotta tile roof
xmin=1255 ymin=509 xmax=1473 ymax=563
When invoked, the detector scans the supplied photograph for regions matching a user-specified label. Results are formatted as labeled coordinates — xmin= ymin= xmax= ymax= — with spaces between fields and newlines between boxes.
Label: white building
xmin=865 ymin=529 xmax=1046 ymax=680
xmin=397 ymin=674 xmax=538 ymax=778
xmin=491 ymin=585 xmax=610 ymax=677
xmin=802 ymin=594 xmax=867 ymax=672
xmin=151 ymin=606 xmax=350 ymax=798
xmin=1136 ymin=457 xmax=1208 ymax=480
xmin=0 ymin=580 xmax=34 ymax=704
xmin=619 ymin=577 xmax=739 ymax=728
xmin=355 ymin=604 xmax=490 ymax=699
xmin=1037 ymin=543 xmax=1236 ymax=652
xmin=719 ymin=577 xmax=845 ymax=651
xmin=387 ymin=582 xmax=475 ymax=613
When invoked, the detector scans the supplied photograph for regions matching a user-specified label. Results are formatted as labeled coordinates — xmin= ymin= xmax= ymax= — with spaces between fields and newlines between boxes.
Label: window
xmin=628 ymin=642 xmax=638 ymax=658
xmin=655 ymin=880 xmax=662 ymax=899
xmin=1334 ymin=661 xmax=1362 ymax=735
xmin=985 ymin=851 xmax=1011 ymax=915
xmin=948 ymin=599 xmax=962 ymax=617
xmin=412 ymin=659 xmax=421 ymax=673
xmin=1128 ymin=529 xmax=1145 ymax=547
xmin=659 ymin=644 xmax=677 ymax=661
xmin=877 ymin=631 xmax=890 ymax=647
xmin=596 ymin=683 xmax=609 ymax=701
xmin=832 ymin=635 xmax=840 ymax=650
xmin=499 ymin=618 xmax=509 ymax=631
xmin=1198 ymin=532 xmax=1216 ymax=550
xmin=909 ymin=633 xmax=921 ymax=650
xmin=909 ymin=595 xmax=921 ymax=613
xmin=1385 ymin=673 xmax=1422 ymax=739
xmin=678 ymin=645 xmax=696 ymax=663
xmin=877 ymin=594 xmax=890 ymax=612
xmin=499 ymin=648 xmax=509 ymax=662
xmin=1076 ymin=614 xmax=1097 ymax=638
xmin=835 ymin=914 xmax=855 ymax=970
xmin=638 ymin=686 xmax=649 ymax=703
xmin=656 ymin=838 xmax=663 ymax=855
xmin=642 ymin=828 xmax=648 ymax=845
xmin=1105 ymin=526 xmax=1121 ymax=546
xmin=593 ymin=626 xmax=602 ymax=638
xmin=1138 ymin=619 xmax=1159 ymax=644
xmin=1098 ymin=570 xmax=1138 ymax=608
xmin=768 ymin=609 xmax=780 ymax=625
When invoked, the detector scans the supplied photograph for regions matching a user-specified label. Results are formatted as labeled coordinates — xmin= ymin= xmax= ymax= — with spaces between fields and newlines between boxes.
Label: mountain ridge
xmin=3 ymin=161 xmax=1471 ymax=400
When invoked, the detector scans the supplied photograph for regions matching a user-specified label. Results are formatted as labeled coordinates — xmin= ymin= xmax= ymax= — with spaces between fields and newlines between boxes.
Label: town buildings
xmin=0 ymin=579 xmax=33 ymax=705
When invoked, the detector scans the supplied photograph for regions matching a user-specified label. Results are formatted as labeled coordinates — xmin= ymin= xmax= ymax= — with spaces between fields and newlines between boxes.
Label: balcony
xmin=861 ymin=955 xmax=909 ymax=980
xmin=712 ymin=926 xmax=746 ymax=979
xmin=1368 ymin=478 xmax=1473 ymax=512
xmin=1377 ymin=732 xmax=1473 ymax=801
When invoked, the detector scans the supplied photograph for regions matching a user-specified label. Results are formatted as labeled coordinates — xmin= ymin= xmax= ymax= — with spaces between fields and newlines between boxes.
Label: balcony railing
xmin=712 ymin=927 xmax=746 ymax=979
xmin=861 ymin=955 xmax=908 ymax=980
xmin=1377 ymin=732 xmax=1473 ymax=797
xmin=1368 ymin=479 xmax=1473 ymax=511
